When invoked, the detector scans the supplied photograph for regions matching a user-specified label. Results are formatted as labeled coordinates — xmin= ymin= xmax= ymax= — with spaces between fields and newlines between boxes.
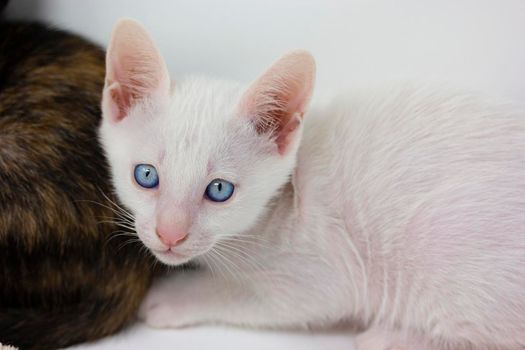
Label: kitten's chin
xmin=151 ymin=249 xmax=194 ymax=266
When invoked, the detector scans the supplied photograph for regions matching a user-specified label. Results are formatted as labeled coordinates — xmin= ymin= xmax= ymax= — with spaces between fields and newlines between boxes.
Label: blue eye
xmin=205 ymin=179 xmax=234 ymax=202
xmin=134 ymin=164 xmax=159 ymax=189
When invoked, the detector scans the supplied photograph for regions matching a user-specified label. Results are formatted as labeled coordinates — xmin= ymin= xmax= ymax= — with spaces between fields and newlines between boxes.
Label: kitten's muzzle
xmin=156 ymin=227 xmax=188 ymax=247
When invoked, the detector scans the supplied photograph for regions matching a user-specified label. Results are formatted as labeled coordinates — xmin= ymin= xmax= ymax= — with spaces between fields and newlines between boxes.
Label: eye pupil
xmin=205 ymin=178 xmax=234 ymax=202
xmin=134 ymin=164 xmax=159 ymax=189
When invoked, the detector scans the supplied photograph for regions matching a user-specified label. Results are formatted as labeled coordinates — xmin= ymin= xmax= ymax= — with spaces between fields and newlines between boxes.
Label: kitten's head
xmin=100 ymin=19 xmax=315 ymax=265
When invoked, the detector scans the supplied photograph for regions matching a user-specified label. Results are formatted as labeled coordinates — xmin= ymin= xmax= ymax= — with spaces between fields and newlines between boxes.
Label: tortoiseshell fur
xmin=0 ymin=20 xmax=155 ymax=350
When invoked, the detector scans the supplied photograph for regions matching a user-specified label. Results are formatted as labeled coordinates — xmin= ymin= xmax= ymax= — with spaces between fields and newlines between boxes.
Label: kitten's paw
xmin=139 ymin=301 xmax=180 ymax=328
xmin=138 ymin=285 xmax=195 ymax=328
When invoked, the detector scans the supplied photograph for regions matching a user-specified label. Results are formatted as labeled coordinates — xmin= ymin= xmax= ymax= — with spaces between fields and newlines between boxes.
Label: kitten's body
xmin=102 ymin=20 xmax=525 ymax=350
xmin=0 ymin=20 xmax=155 ymax=349
xmin=141 ymin=84 xmax=525 ymax=349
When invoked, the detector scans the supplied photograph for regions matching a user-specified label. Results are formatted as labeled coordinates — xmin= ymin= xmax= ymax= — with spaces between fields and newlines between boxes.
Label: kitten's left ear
xmin=239 ymin=50 xmax=316 ymax=155
xmin=102 ymin=19 xmax=171 ymax=123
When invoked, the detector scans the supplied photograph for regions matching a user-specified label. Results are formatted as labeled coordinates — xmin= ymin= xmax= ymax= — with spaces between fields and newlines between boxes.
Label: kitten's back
xmin=304 ymin=84 xmax=525 ymax=346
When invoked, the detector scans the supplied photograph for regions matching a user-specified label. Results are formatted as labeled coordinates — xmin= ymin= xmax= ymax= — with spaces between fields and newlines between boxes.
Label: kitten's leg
xmin=354 ymin=328 xmax=442 ymax=350
xmin=139 ymin=256 xmax=346 ymax=329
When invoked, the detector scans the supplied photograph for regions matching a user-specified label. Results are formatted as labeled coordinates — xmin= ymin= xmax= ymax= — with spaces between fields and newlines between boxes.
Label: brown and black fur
xmin=0 ymin=0 xmax=7 ymax=14
xmin=0 ymin=18 xmax=157 ymax=350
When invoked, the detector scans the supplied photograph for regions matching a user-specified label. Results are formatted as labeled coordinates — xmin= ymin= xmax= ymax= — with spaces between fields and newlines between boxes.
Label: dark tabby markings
xmin=0 ymin=22 xmax=158 ymax=350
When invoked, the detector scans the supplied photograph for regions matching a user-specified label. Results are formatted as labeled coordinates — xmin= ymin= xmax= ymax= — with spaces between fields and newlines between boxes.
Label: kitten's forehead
xmin=169 ymin=77 xmax=242 ymax=128
xmin=153 ymin=77 xmax=245 ymax=194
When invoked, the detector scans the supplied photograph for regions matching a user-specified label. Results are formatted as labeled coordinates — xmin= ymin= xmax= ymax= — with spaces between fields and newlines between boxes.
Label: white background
xmin=6 ymin=0 xmax=525 ymax=102
xmin=4 ymin=1 xmax=525 ymax=349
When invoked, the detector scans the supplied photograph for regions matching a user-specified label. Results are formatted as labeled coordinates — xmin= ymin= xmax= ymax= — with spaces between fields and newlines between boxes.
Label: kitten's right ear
xmin=102 ymin=19 xmax=170 ymax=123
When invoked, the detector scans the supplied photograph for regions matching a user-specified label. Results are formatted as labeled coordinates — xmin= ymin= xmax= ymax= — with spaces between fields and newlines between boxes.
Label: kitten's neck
xmin=249 ymin=142 xmax=378 ymax=322
xmin=251 ymin=180 xmax=298 ymax=242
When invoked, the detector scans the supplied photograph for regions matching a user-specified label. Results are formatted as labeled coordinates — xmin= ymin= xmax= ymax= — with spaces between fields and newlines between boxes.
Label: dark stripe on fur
xmin=0 ymin=22 xmax=158 ymax=349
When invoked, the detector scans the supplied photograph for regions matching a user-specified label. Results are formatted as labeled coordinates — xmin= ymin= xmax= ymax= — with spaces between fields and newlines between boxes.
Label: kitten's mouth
xmin=150 ymin=247 xmax=197 ymax=266
xmin=153 ymin=248 xmax=188 ymax=259
xmin=145 ymin=235 xmax=213 ymax=266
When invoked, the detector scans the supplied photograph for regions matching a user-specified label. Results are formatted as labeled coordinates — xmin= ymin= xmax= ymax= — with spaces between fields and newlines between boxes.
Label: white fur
xmin=100 ymin=21 xmax=525 ymax=350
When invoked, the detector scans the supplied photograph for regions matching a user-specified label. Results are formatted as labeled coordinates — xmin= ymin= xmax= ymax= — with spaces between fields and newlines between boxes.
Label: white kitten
xmin=100 ymin=19 xmax=525 ymax=350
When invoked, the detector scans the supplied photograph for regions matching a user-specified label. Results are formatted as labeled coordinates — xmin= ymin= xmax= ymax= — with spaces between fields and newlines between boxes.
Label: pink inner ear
xmin=104 ymin=82 xmax=130 ymax=122
xmin=275 ymin=113 xmax=302 ymax=155
xmin=240 ymin=50 xmax=315 ymax=154
xmin=103 ymin=19 xmax=170 ymax=123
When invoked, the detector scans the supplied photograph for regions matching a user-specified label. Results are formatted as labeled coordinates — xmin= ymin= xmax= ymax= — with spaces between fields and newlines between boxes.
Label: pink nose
xmin=156 ymin=228 xmax=188 ymax=247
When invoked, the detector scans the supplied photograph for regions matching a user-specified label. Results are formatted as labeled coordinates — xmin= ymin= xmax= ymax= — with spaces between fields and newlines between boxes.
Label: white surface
xmin=4 ymin=1 xmax=524 ymax=349
xmin=68 ymin=323 xmax=355 ymax=350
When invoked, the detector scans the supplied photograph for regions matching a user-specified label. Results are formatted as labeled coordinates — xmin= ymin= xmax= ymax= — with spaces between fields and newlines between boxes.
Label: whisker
xmin=77 ymin=199 xmax=135 ymax=224
xmin=98 ymin=190 xmax=135 ymax=220
xmin=215 ymin=241 xmax=265 ymax=271
xmin=200 ymin=255 xmax=217 ymax=280
xmin=234 ymin=234 xmax=274 ymax=244
xmin=206 ymin=250 xmax=228 ymax=281
xmin=208 ymin=248 xmax=242 ymax=284
xmin=96 ymin=216 xmax=135 ymax=225
xmin=97 ymin=220 xmax=136 ymax=231
xmin=214 ymin=242 xmax=269 ymax=286
xmin=117 ymin=238 xmax=142 ymax=252
xmin=221 ymin=236 xmax=273 ymax=249
xmin=213 ymin=245 xmax=251 ymax=286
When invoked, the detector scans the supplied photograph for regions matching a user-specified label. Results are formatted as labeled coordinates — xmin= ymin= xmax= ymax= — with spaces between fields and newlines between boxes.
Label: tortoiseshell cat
xmin=0 ymin=5 xmax=155 ymax=350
